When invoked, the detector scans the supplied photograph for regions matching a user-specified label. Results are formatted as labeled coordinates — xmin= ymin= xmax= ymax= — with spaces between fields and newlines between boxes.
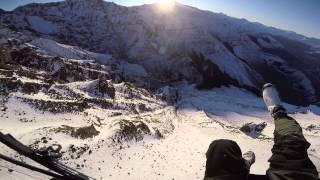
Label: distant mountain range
xmin=1 ymin=0 xmax=320 ymax=106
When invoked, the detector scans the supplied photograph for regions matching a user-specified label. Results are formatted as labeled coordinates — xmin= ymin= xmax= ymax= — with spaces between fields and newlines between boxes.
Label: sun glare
xmin=159 ymin=0 xmax=175 ymax=6
xmin=156 ymin=0 xmax=176 ymax=12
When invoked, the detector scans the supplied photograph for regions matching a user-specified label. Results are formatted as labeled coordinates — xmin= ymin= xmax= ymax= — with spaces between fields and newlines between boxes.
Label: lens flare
xmin=159 ymin=0 xmax=175 ymax=6
xmin=156 ymin=0 xmax=176 ymax=12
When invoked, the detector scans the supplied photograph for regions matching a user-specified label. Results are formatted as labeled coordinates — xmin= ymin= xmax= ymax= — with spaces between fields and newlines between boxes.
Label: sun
xmin=158 ymin=0 xmax=176 ymax=7
xmin=156 ymin=0 xmax=176 ymax=12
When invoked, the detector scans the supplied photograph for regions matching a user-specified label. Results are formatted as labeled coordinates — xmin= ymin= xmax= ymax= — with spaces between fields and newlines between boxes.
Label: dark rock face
xmin=53 ymin=125 xmax=100 ymax=139
xmin=11 ymin=47 xmax=47 ymax=69
xmin=98 ymin=78 xmax=115 ymax=99
xmin=20 ymin=82 xmax=48 ymax=94
xmin=0 ymin=47 xmax=11 ymax=67
xmin=0 ymin=77 xmax=19 ymax=91
xmin=71 ymin=125 xmax=100 ymax=139
xmin=189 ymin=51 xmax=261 ymax=96
xmin=190 ymin=51 xmax=238 ymax=89
xmin=156 ymin=86 xmax=180 ymax=104
xmin=0 ymin=9 xmax=6 ymax=16
xmin=240 ymin=122 xmax=267 ymax=138
xmin=22 ymin=98 xmax=89 ymax=113
xmin=67 ymin=144 xmax=90 ymax=160
xmin=136 ymin=103 xmax=152 ymax=113
xmin=111 ymin=119 xmax=151 ymax=143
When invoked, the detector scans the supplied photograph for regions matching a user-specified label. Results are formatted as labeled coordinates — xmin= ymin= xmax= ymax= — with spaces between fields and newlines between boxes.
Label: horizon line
xmin=1 ymin=0 xmax=319 ymax=39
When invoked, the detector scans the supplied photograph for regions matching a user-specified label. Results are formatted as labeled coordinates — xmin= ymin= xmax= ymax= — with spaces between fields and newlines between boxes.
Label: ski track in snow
xmin=1 ymin=84 xmax=320 ymax=179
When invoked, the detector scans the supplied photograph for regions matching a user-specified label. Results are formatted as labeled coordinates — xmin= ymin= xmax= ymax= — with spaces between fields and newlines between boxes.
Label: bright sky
xmin=0 ymin=0 xmax=319 ymax=38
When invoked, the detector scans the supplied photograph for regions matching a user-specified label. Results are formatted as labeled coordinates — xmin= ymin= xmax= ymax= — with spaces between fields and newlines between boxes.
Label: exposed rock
xmin=20 ymin=82 xmax=49 ymax=94
xmin=0 ymin=69 xmax=14 ymax=77
xmin=0 ymin=46 xmax=11 ymax=68
xmin=154 ymin=128 xmax=164 ymax=139
xmin=47 ymin=85 xmax=82 ymax=100
xmin=71 ymin=125 xmax=100 ymax=139
xmin=240 ymin=122 xmax=267 ymax=136
xmin=22 ymin=98 xmax=90 ymax=113
xmin=67 ymin=144 xmax=90 ymax=159
xmin=0 ymin=77 xmax=20 ymax=92
xmin=189 ymin=51 xmax=260 ymax=95
xmin=136 ymin=103 xmax=151 ymax=113
xmin=98 ymin=78 xmax=115 ymax=99
xmin=110 ymin=119 xmax=151 ymax=143
xmin=53 ymin=124 xmax=100 ymax=139
xmin=156 ymin=86 xmax=180 ymax=104
xmin=87 ymin=98 xmax=113 ymax=109
xmin=10 ymin=47 xmax=46 ymax=68
xmin=306 ymin=124 xmax=320 ymax=132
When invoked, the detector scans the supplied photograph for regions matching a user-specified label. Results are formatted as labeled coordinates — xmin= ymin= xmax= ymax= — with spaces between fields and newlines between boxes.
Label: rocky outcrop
xmin=110 ymin=119 xmax=151 ymax=143
xmin=156 ymin=86 xmax=180 ymax=104
xmin=240 ymin=122 xmax=267 ymax=138
xmin=97 ymin=77 xmax=115 ymax=99
xmin=22 ymin=98 xmax=89 ymax=113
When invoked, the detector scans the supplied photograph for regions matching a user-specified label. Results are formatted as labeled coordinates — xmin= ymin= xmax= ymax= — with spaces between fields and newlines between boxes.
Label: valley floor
xmin=1 ymin=85 xmax=320 ymax=180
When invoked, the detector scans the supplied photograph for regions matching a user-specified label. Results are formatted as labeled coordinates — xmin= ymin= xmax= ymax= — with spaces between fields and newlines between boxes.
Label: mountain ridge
xmin=1 ymin=0 xmax=320 ymax=106
xmin=1 ymin=2 xmax=320 ymax=179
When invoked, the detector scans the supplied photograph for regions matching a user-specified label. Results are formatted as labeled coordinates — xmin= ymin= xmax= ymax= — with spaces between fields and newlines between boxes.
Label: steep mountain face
xmin=1 ymin=0 xmax=320 ymax=105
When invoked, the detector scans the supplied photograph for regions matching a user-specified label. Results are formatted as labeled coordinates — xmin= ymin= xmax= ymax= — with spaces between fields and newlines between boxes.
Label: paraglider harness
xmin=0 ymin=132 xmax=95 ymax=180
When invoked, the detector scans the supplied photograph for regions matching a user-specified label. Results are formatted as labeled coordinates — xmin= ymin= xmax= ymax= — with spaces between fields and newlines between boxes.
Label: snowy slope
xmin=0 ymin=1 xmax=320 ymax=179
xmin=1 ymin=82 xmax=320 ymax=180
xmin=1 ymin=0 xmax=320 ymax=105
xmin=30 ymin=38 xmax=101 ymax=60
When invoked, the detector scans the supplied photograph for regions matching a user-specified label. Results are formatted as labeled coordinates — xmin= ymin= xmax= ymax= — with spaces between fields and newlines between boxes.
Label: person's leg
xmin=263 ymin=84 xmax=319 ymax=179
xmin=204 ymin=139 xmax=249 ymax=179
xmin=267 ymin=109 xmax=319 ymax=179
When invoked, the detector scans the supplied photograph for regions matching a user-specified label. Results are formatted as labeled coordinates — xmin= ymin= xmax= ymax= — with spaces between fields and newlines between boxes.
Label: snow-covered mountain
xmin=0 ymin=1 xmax=320 ymax=179
xmin=1 ymin=34 xmax=320 ymax=178
xmin=1 ymin=0 xmax=320 ymax=105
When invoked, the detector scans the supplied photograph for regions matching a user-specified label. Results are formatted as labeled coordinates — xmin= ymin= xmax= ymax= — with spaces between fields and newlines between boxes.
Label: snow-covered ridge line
xmin=1 ymin=14 xmax=320 ymax=179
xmin=2 ymin=0 xmax=319 ymax=105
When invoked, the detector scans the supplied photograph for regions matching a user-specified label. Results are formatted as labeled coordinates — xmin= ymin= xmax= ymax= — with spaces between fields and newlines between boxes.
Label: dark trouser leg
xmin=267 ymin=110 xmax=319 ymax=180
xmin=204 ymin=139 xmax=249 ymax=179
